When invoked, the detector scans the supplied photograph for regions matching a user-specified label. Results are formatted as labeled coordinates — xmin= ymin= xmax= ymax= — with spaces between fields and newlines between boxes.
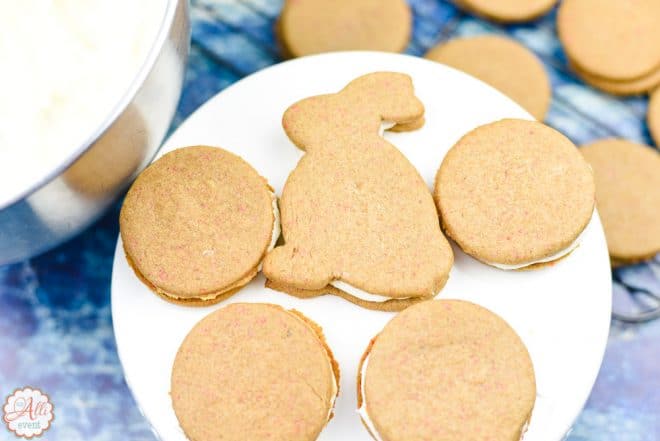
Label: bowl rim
xmin=0 ymin=0 xmax=183 ymax=210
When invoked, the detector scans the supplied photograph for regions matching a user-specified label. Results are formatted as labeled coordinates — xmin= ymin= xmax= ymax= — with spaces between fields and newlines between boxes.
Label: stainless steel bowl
xmin=0 ymin=0 xmax=190 ymax=264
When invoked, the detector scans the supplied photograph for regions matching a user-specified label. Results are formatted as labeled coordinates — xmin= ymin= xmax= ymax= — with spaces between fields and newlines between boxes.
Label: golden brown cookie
xmin=172 ymin=303 xmax=339 ymax=441
xmin=262 ymin=72 xmax=454 ymax=309
xmin=120 ymin=146 xmax=279 ymax=305
xmin=64 ymin=105 xmax=148 ymax=197
xmin=580 ymin=139 xmax=660 ymax=265
xmin=454 ymin=0 xmax=557 ymax=23
xmin=426 ymin=35 xmax=551 ymax=120
xmin=558 ymin=0 xmax=660 ymax=81
xmin=648 ymin=88 xmax=660 ymax=146
xmin=572 ymin=63 xmax=660 ymax=96
xmin=357 ymin=299 xmax=536 ymax=441
xmin=277 ymin=0 xmax=411 ymax=58
xmin=435 ymin=119 xmax=595 ymax=269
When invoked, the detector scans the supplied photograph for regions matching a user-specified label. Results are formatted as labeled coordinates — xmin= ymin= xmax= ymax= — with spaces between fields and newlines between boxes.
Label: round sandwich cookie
xmin=648 ymin=89 xmax=660 ymax=146
xmin=558 ymin=0 xmax=660 ymax=81
xmin=435 ymin=119 xmax=595 ymax=270
xmin=453 ymin=0 xmax=557 ymax=23
xmin=572 ymin=62 xmax=660 ymax=97
xmin=277 ymin=0 xmax=411 ymax=58
xmin=426 ymin=35 xmax=551 ymax=120
xmin=120 ymin=146 xmax=280 ymax=306
xmin=357 ymin=299 xmax=536 ymax=441
xmin=172 ymin=303 xmax=339 ymax=441
xmin=580 ymin=139 xmax=660 ymax=266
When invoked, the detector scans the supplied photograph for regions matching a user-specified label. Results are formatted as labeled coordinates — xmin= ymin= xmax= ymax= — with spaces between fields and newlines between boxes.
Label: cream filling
xmin=519 ymin=419 xmax=530 ymax=441
xmin=327 ymin=365 xmax=338 ymax=422
xmin=358 ymin=353 xmax=531 ymax=441
xmin=268 ymin=193 xmax=281 ymax=252
xmin=330 ymin=280 xmax=414 ymax=303
xmin=358 ymin=354 xmax=383 ymax=441
xmin=379 ymin=120 xmax=396 ymax=135
xmin=258 ymin=193 xmax=281 ymax=271
xmin=485 ymin=230 xmax=585 ymax=270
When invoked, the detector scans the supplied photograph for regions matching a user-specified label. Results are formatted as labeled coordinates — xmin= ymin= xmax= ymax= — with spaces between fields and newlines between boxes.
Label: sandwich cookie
xmin=558 ymin=0 xmax=660 ymax=81
xmin=120 ymin=146 xmax=280 ymax=306
xmin=357 ymin=299 xmax=536 ymax=441
xmin=277 ymin=0 xmax=411 ymax=58
xmin=572 ymin=63 xmax=660 ymax=97
xmin=580 ymin=139 xmax=660 ymax=266
xmin=263 ymin=72 xmax=454 ymax=311
xmin=435 ymin=119 xmax=595 ymax=269
xmin=648 ymin=89 xmax=660 ymax=146
xmin=453 ymin=0 xmax=557 ymax=23
xmin=172 ymin=303 xmax=339 ymax=441
xmin=426 ymin=35 xmax=551 ymax=120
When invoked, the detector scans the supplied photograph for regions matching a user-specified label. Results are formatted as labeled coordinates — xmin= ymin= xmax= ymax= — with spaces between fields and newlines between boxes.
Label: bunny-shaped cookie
xmin=263 ymin=72 xmax=453 ymax=311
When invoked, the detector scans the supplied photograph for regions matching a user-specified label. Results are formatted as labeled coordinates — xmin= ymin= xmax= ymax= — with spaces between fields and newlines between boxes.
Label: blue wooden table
xmin=0 ymin=1 xmax=658 ymax=440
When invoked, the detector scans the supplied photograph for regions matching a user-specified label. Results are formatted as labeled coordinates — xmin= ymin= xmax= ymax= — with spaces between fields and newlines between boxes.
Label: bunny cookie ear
xmin=342 ymin=72 xmax=425 ymax=124
xmin=282 ymin=72 xmax=425 ymax=153
xmin=282 ymin=95 xmax=336 ymax=151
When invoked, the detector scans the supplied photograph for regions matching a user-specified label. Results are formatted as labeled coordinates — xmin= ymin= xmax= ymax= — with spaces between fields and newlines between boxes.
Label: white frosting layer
xmin=379 ymin=120 xmax=396 ymax=135
xmin=268 ymin=194 xmax=281 ymax=252
xmin=327 ymin=364 xmax=338 ymax=422
xmin=258 ymin=194 xmax=280 ymax=271
xmin=330 ymin=280 xmax=413 ymax=303
xmin=357 ymin=353 xmax=383 ymax=441
xmin=519 ymin=419 xmax=530 ymax=441
xmin=486 ymin=230 xmax=585 ymax=270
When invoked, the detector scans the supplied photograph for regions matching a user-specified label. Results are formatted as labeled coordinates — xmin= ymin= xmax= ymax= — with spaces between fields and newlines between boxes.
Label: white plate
xmin=111 ymin=52 xmax=612 ymax=441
